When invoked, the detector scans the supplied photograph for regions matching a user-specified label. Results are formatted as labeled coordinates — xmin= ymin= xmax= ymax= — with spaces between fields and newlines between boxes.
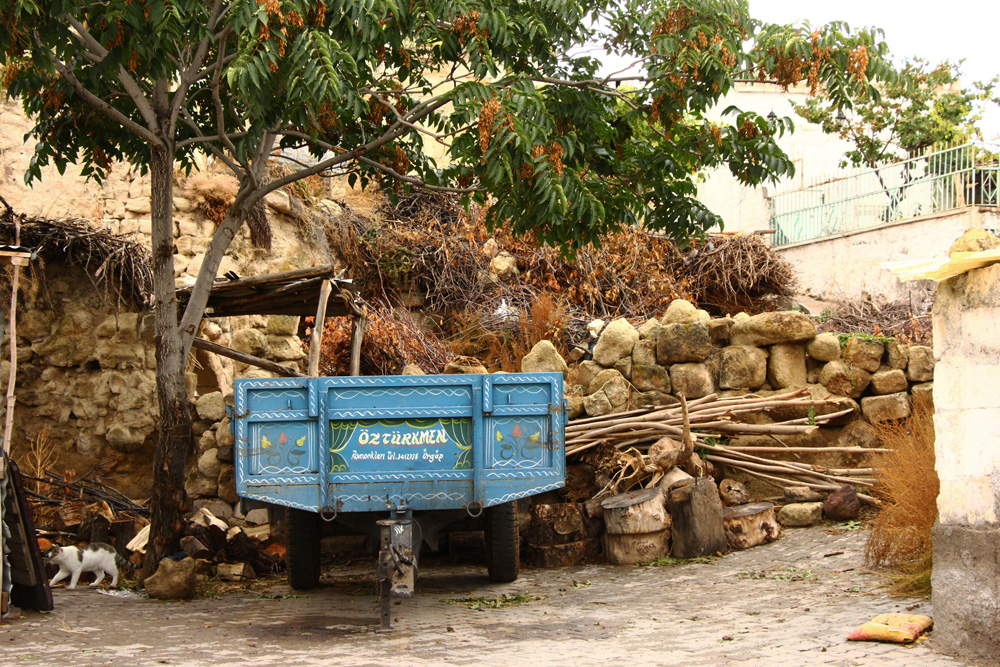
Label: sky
xmin=750 ymin=0 xmax=1000 ymax=142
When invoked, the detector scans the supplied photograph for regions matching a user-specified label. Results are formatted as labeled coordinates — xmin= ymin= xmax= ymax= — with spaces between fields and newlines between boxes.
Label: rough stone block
xmin=632 ymin=364 xmax=672 ymax=394
xmin=145 ymin=557 xmax=197 ymax=600
xmin=870 ymin=369 xmax=908 ymax=395
xmin=818 ymin=361 xmax=871 ymax=398
xmin=885 ymin=340 xmax=909 ymax=370
xmin=197 ymin=448 xmax=222 ymax=479
xmin=631 ymin=339 xmax=657 ymax=366
xmin=842 ymin=337 xmax=885 ymax=372
xmin=576 ymin=360 xmax=603 ymax=389
xmin=637 ymin=319 xmax=661 ymax=341
xmin=718 ymin=345 xmax=767 ymax=390
xmin=661 ymin=298 xmax=700 ymax=324
xmin=592 ymin=319 xmax=639 ymax=367
xmin=266 ymin=315 xmax=300 ymax=336
xmin=669 ymin=363 xmax=714 ymax=399
xmin=767 ymin=343 xmax=807 ymax=388
xmin=657 ymin=322 xmax=712 ymax=364
xmin=521 ymin=340 xmax=569 ymax=376
xmin=266 ymin=335 xmax=306 ymax=361
xmin=861 ymin=392 xmax=911 ymax=423
xmin=777 ymin=502 xmax=823 ymax=527
xmin=730 ymin=311 xmax=817 ymax=346
xmin=706 ymin=318 xmax=733 ymax=346
xmin=806 ymin=332 xmax=841 ymax=362
xmin=196 ymin=391 xmax=227 ymax=422
xmin=614 ymin=357 xmax=633 ymax=380
xmin=907 ymin=345 xmax=935 ymax=381
xmin=583 ymin=391 xmax=613 ymax=417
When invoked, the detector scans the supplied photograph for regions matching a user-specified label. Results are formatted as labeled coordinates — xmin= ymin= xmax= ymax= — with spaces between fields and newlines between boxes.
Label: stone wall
xmin=930 ymin=263 xmax=1000 ymax=662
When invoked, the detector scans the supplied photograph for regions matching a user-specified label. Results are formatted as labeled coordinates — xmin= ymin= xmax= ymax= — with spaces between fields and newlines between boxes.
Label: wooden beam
xmin=350 ymin=316 xmax=367 ymax=377
xmin=191 ymin=338 xmax=305 ymax=378
xmin=308 ymin=279 xmax=333 ymax=377
xmin=176 ymin=264 xmax=338 ymax=296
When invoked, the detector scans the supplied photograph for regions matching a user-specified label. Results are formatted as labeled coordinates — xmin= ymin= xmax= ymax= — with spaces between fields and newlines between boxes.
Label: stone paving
xmin=0 ymin=526 xmax=975 ymax=667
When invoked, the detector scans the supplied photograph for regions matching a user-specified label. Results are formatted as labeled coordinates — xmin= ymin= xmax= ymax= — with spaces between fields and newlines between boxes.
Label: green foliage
xmin=440 ymin=592 xmax=539 ymax=610
xmin=639 ymin=555 xmax=716 ymax=566
xmin=837 ymin=332 xmax=895 ymax=348
xmin=1 ymin=0 xmax=898 ymax=251
xmin=795 ymin=59 xmax=1000 ymax=168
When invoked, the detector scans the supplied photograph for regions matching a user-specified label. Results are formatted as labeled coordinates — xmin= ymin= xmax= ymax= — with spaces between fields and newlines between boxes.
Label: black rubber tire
xmin=286 ymin=508 xmax=322 ymax=590
xmin=484 ymin=501 xmax=520 ymax=583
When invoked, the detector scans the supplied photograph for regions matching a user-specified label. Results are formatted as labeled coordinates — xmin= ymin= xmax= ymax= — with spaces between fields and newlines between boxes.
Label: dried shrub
xmin=185 ymin=172 xmax=238 ymax=224
xmin=818 ymin=296 xmax=932 ymax=346
xmin=864 ymin=403 xmax=938 ymax=596
xmin=20 ymin=427 xmax=58 ymax=496
xmin=308 ymin=300 xmax=452 ymax=376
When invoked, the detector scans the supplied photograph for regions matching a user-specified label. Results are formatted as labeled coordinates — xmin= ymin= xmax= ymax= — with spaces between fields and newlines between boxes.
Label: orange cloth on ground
xmin=847 ymin=613 xmax=934 ymax=643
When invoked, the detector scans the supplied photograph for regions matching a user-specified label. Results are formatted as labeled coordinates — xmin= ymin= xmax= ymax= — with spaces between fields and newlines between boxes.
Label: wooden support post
xmin=350 ymin=315 xmax=367 ymax=377
xmin=191 ymin=338 xmax=305 ymax=378
xmin=307 ymin=279 xmax=333 ymax=377
xmin=2 ymin=218 xmax=21 ymax=455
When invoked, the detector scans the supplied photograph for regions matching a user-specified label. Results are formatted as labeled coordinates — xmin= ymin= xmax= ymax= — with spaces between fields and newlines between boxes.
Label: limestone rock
xmin=576 ymin=361 xmax=603 ymax=388
xmin=267 ymin=335 xmax=306 ymax=361
xmin=906 ymin=346 xmax=934 ymax=382
xmin=718 ymin=345 xmax=767 ymax=390
xmin=217 ymin=465 xmax=239 ymax=505
xmin=634 ymin=390 xmax=674 ymax=407
xmin=842 ymin=337 xmax=885 ymax=372
xmin=707 ymin=318 xmax=733 ymax=346
xmin=588 ymin=369 xmax=625 ymax=396
xmin=806 ymin=332 xmax=841 ymax=362
xmin=444 ymin=359 xmax=488 ymax=374
xmin=730 ymin=311 xmax=817 ymax=347
xmin=232 ymin=328 xmax=267 ymax=356
xmin=490 ymin=252 xmax=519 ymax=281
xmin=657 ymin=322 xmax=712 ymax=364
xmin=777 ymin=502 xmax=824 ymax=527
xmin=632 ymin=364 xmax=672 ymax=394
xmin=583 ymin=391 xmax=613 ymax=417
xmin=669 ymin=363 xmax=714 ymax=399
xmin=201 ymin=321 xmax=223 ymax=341
xmin=631 ymin=339 xmax=657 ymax=366
xmin=818 ymin=361 xmax=871 ymax=398
xmin=767 ymin=343 xmax=807 ymax=388
xmin=949 ymin=227 xmax=1000 ymax=255
xmin=521 ymin=340 xmax=569 ymax=376
xmin=592 ymin=319 xmax=639 ymax=367
xmin=145 ymin=557 xmax=197 ymax=600
xmin=783 ymin=487 xmax=825 ymax=503
xmin=185 ymin=473 xmax=218 ymax=499
xmin=566 ymin=395 xmax=585 ymax=420
xmin=105 ymin=422 xmax=151 ymax=453
xmin=911 ymin=382 xmax=934 ymax=410
xmin=216 ymin=418 xmax=234 ymax=448
xmin=870 ymin=369 xmax=908 ymax=395
xmin=197 ymin=429 xmax=217 ymax=453
xmin=823 ymin=485 xmax=861 ymax=521
xmin=196 ymin=391 xmax=227 ymax=422
xmin=197 ymin=448 xmax=222 ymax=479
xmin=266 ymin=315 xmax=300 ymax=336
xmin=587 ymin=319 xmax=605 ymax=340
xmin=193 ymin=498 xmax=233 ymax=521
xmin=614 ymin=357 xmax=633 ymax=380
xmin=885 ymin=340 xmax=909 ymax=370
xmin=861 ymin=392 xmax=911 ymax=423
xmin=662 ymin=299 xmax=700 ymax=324
xmin=637 ymin=319 xmax=661 ymax=341
xmin=401 ymin=364 xmax=425 ymax=375
xmin=837 ymin=420 xmax=880 ymax=449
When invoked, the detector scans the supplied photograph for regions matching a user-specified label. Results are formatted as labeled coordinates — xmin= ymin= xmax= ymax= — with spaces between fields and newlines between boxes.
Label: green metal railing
xmin=770 ymin=143 xmax=1000 ymax=246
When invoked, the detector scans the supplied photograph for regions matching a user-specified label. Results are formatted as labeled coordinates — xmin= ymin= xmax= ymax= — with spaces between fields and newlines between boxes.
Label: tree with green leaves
xmin=794 ymin=58 xmax=1000 ymax=168
xmin=0 ymin=0 xmax=896 ymax=576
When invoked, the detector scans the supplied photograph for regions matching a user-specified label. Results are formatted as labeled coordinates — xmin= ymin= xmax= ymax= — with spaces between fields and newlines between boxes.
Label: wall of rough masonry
xmin=523 ymin=299 xmax=935 ymax=469
xmin=930 ymin=263 xmax=1000 ymax=662
xmin=1 ymin=101 xmax=347 ymax=503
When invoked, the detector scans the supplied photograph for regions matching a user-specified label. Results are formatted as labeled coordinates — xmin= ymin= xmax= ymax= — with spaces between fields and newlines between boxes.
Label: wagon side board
xmin=234 ymin=373 xmax=565 ymax=513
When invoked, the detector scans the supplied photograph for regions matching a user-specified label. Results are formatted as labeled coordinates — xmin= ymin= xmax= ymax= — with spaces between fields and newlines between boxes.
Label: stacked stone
xmin=538 ymin=300 xmax=933 ymax=428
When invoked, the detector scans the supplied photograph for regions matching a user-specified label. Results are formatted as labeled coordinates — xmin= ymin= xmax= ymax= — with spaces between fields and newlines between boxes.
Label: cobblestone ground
xmin=0 ymin=526 xmax=973 ymax=667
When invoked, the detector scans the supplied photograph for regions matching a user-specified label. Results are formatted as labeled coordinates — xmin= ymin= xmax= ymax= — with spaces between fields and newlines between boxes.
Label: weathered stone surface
xmin=586 ymin=319 xmax=605 ymax=339
xmin=784 ymin=487 xmax=825 ymax=503
xmin=185 ymin=473 xmax=218 ymax=499
xmin=196 ymin=391 xmax=227 ymax=422
xmin=566 ymin=395 xmax=585 ymax=420
xmin=631 ymin=339 xmax=657 ymax=367
xmin=76 ymin=433 xmax=104 ymax=457
xmin=588 ymin=368 xmax=625 ymax=395
xmin=193 ymin=498 xmax=233 ymax=521
xmin=603 ymin=376 xmax=630 ymax=408
xmin=266 ymin=315 xmax=300 ymax=336
xmin=592 ymin=319 xmax=639 ymax=367
xmin=197 ymin=448 xmax=222 ymax=479
xmin=145 ymin=557 xmax=197 ymax=600
xmin=949 ymin=227 xmax=1000 ymax=254
xmin=201 ymin=321 xmax=223 ymax=341
xmin=777 ymin=502 xmax=824 ymax=527
xmin=885 ymin=340 xmax=909 ymax=370
xmin=870 ymin=369 xmax=908 ymax=395
xmin=718 ymin=345 xmax=767 ymax=390
xmin=490 ymin=252 xmax=519 ymax=280
xmin=767 ymin=343 xmax=807 ymax=388
xmin=907 ymin=345 xmax=935 ymax=381
xmin=216 ymin=418 xmax=234 ymax=448
xmin=573 ymin=362 xmax=601 ymax=390
xmin=661 ymin=298 xmax=700 ymax=324
xmin=634 ymin=390 xmax=674 ymax=407
xmin=444 ymin=359 xmax=488 ymax=374
xmin=267 ymin=335 xmax=306 ymax=361
xmin=669 ymin=363 xmax=714 ymax=399
xmin=707 ymin=318 xmax=733 ymax=346
xmin=521 ymin=340 xmax=569 ymax=376
xmin=730 ymin=311 xmax=817 ymax=347
xmin=818 ymin=361 xmax=871 ymax=398
xmin=401 ymin=364 xmax=425 ymax=375
xmin=837 ymin=420 xmax=881 ymax=449
xmin=842 ymin=337 xmax=885 ymax=372
xmin=861 ymin=392 xmax=911 ymax=423
xmin=232 ymin=328 xmax=267 ymax=356
xmin=911 ymin=382 xmax=934 ymax=410
xmin=637 ymin=319 xmax=661 ymax=341
xmin=823 ymin=485 xmax=861 ymax=521
xmin=657 ymin=322 xmax=712 ymax=365
xmin=614 ymin=357 xmax=633 ymax=380
xmin=217 ymin=465 xmax=239 ymax=505
xmin=105 ymin=422 xmax=152 ymax=453
xmin=632 ymin=364 xmax=672 ymax=394
xmin=583 ymin=391 xmax=613 ymax=417
xmin=197 ymin=429 xmax=217 ymax=454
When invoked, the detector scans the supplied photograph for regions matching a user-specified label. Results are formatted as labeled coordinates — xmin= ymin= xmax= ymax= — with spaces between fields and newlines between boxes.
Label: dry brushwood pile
xmin=324 ymin=192 xmax=796 ymax=336
xmin=567 ymin=390 xmax=878 ymax=504
xmin=818 ymin=296 xmax=932 ymax=347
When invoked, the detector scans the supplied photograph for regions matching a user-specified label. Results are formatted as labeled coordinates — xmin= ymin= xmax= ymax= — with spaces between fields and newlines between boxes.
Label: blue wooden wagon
xmin=234 ymin=372 xmax=565 ymax=627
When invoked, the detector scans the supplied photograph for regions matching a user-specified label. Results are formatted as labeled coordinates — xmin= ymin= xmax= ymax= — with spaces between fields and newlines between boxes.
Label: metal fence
xmin=770 ymin=143 xmax=1000 ymax=246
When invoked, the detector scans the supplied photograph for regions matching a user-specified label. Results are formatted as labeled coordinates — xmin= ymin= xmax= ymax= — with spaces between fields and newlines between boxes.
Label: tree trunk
xmin=141 ymin=144 xmax=193 ymax=581
xmin=667 ymin=477 xmax=729 ymax=559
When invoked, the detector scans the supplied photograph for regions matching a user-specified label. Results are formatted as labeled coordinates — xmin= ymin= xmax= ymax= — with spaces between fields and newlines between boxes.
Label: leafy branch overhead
xmin=3 ymin=0 xmax=898 ymax=252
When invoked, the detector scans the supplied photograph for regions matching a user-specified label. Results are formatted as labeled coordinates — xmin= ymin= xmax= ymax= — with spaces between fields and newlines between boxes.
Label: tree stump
xmin=601 ymin=488 xmax=670 ymax=564
xmin=527 ymin=503 xmax=603 ymax=567
xmin=667 ymin=477 xmax=728 ymax=558
xmin=528 ymin=539 xmax=603 ymax=567
xmin=722 ymin=502 xmax=781 ymax=550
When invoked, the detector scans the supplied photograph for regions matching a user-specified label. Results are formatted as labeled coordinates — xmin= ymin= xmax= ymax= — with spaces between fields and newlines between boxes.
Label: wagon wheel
xmin=484 ymin=501 xmax=520 ymax=583
xmin=286 ymin=508 xmax=322 ymax=590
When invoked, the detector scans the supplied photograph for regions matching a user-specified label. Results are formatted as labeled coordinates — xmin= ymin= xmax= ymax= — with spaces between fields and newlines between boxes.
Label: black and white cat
xmin=46 ymin=543 xmax=136 ymax=589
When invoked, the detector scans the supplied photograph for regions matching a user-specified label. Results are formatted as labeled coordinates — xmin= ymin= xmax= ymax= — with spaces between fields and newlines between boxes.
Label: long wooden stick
xmin=192 ymin=337 xmax=305 ymax=377
xmin=2 ymin=217 xmax=21 ymax=455
xmin=307 ymin=279 xmax=333 ymax=377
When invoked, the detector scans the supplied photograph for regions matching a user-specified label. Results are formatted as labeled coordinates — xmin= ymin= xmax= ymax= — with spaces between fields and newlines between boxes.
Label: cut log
xmin=600 ymin=488 xmax=668 ymax=535
xmin=179 ymin=536 xmax=212 ymax=560
xmin=528 ymin=538 xmax=602 ymax=567
xmin=217 ymin=562 xmax=256 ymax=581
xmin=722 ymin=502 xmax=781 ymax=550
xmin=667 ymin=476 xmax=729 ymax=558
xmin=528 ymin=503 xmax=603 ymax=545
xmin=78 ymin=512 xmax=110 ymax=544
xmin=718 ymin=479 xmax=750 ymax=507
xmin=604 ymin=529 xmax=670 ymax=565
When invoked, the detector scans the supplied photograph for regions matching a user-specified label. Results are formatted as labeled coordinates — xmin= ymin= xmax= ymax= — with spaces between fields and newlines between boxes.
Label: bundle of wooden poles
xmin=566 ymin=389 xmax=881 ymax=504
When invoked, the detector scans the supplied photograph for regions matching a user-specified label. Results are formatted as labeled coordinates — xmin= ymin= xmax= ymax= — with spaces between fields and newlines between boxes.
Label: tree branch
xmin=356 ymin=156 xmax=483 ymax=193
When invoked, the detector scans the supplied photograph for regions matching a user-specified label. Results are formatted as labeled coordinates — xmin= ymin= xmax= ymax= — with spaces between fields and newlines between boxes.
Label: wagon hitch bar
xmin=376 ymin=509 xmax=417 ymax=631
